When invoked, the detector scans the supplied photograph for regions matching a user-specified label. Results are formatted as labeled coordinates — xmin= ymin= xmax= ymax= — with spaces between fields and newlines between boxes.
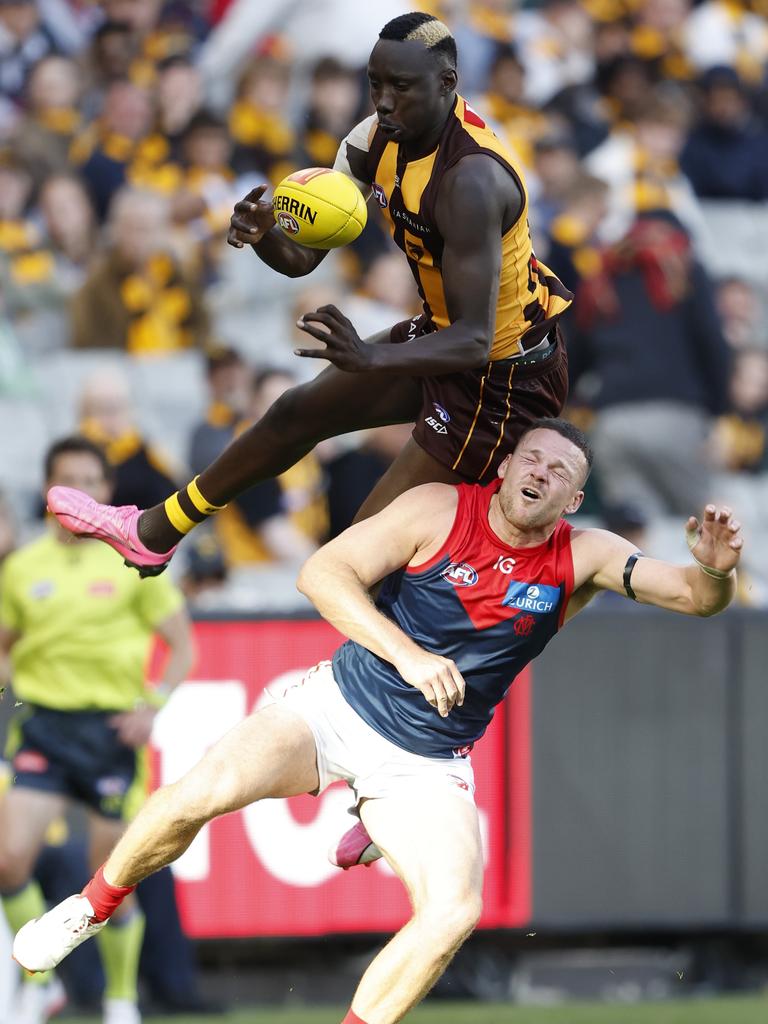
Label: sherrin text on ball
xmin=272 ymin=167 xmax=367 ymax=249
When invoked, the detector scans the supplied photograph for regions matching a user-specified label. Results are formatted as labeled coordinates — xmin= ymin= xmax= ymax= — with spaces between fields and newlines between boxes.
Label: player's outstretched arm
xmin=227 ymin=185 xmax=329 ymax=278
xmin=296 ymin=156 xmax=517 ymax=375
xmin=297 ymin=484 xmax=467 ymax=716
xmin=578 ymin=505 xmax=743 ymax=617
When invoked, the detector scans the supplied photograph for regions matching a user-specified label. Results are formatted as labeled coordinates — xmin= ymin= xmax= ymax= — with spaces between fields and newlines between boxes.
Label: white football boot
xmin=103 ymin=997 xmax=142 ymax=1024
xmin=13 ymin=894 xmax=107 ymax=972
xmin=11 ymin=975 xmax=67 ymax=1024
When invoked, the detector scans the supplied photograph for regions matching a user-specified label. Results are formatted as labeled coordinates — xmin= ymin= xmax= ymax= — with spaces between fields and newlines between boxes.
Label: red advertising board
xmin=149 ymin=620 xmax=531 ymax=938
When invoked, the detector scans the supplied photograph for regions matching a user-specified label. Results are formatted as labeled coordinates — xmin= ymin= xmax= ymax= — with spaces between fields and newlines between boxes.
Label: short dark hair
xmin=519 ymin=417 xmax=594 ymax=480
xmin=379 ymin=13 xmax=457 ymax=70
xmin=44 ymin=436 xmax=114 ymax=483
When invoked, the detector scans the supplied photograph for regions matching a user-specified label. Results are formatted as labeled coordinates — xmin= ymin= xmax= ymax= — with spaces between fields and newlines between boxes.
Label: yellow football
xmin=272 ymin=167 xmax=367 ymax=249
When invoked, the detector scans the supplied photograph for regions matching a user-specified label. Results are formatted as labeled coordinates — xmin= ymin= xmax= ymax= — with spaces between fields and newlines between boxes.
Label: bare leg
xmin=348 ymin=790 xmax=484 ymax=1024
xmin=103 ymin=705 xmax=319 ymax=887
xmin=0 ymin=788 xmax=67 ymax=893
xmin=140 ymin=358 xmax=421 ymax=551
xmin=87 ymin=814 xmax=135 ymax=923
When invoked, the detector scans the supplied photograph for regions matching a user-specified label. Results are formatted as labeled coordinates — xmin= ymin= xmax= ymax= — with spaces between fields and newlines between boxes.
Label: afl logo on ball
xmin=372 ymin=183 xmax=388 ymax=208
xmin=277 ymin=212 xmax=300 ymax=234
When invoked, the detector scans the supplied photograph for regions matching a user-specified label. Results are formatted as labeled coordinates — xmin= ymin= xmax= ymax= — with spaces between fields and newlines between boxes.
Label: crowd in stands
xmin=0 ymin=0 xmax=767 ymax=605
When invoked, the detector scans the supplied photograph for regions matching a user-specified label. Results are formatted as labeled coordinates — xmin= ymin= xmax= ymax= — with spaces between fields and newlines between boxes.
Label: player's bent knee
xmin=170 ymin=766 xmax=244 ymax=822
xmin=418 ymin=891 xmax=483 ymax=945
xmin=260 ymin=385 xmax=311 ymax=442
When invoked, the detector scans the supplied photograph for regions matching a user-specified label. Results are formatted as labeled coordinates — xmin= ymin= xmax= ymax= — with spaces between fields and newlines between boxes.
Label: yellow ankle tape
xmin=164 ymin=493 xmax=197 ymax=535
xmin=187 ymin=476 xmax=225 ymax=515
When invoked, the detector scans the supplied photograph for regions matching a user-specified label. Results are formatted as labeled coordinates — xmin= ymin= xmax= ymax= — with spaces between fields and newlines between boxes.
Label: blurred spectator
xmin=322 ymin=423 xmax=412 ymax=538
xmin=477 ymin=44 xmax=550 ymax=170
xmin=684 ymin=0 xmax=768 ymax=84
xmin=342 ymin=250 xmax=419 ymax=340
xmin=449 ymin=0 xmax=517 ymax=98
xmin=229 ymin=54 xmax=296 ymax=184
xmin=197 ymin=0 xmax=411 ymax=110
xmin=179 ymin=528 xmax=228 ymax=607
xmin=0 ymin=0 xmax=62 ymax=101
xmin=542 ymin=173 xmax=608 ymax=292
xmin=713 ymin=348 xmax=768 ymax=473
xmin=177 ymin=111 xmax=237 ymax=242
xmin=569 ymin=211 xmax=731 ymax=516
xmin=83 ymin=19 xmax=147 ymax=111
xmin=596 ymin=54 xmax=657 ymax=127
xmin=189 ymin=345 xmax=250 ymax=474
xmin=629 ymin=0 xmax=694 ymax=83
xmin=2 ymin=172 xmax=96 ymax=354
xmin=155 ymin=55 xmax=204 ymax=156
xmin=681 ymin=67 xmax=768 ymax=201
xmin=78 ymin=366 xmax=179 ymax=508
xmin=585 ymin=90 xmax=707 ymax=245
xmin=70 ymin=187 xmax=210 ymax=354
xmin=71 ymin=78 xmax=168 ymax=220
xmin=38 ymin=173 xmax=96 ymax=280
xmin=0 ymin=154 xmax=35 ymax=256
xmin=715 ymin=277 xmax=767 ymax=351
xmin=213 ymin=366 xmax=327 ymax=567
xmin=529 ymin=131 xmax=581 ymax=238
xmin=515 ymin=0 xmax=596 ymax=106
xmin=13 ymin=55 xmax=83 ymax=180
xmin=299 ymin=57 xmax=363 ymax=169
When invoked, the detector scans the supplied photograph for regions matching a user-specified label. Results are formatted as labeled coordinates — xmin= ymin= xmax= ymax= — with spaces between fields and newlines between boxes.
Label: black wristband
xmin=623 ymin=552 xmax=644 ymax=601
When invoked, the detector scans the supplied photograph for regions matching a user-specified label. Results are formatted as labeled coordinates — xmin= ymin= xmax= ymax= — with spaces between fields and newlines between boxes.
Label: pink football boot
xmin=47 ymin=487 xmax=177 ymax=577
xmin=328 ymin=821 xmax=383 ymax=870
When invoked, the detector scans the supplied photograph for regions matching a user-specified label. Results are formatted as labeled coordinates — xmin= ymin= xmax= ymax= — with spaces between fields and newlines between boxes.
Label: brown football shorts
xmin=390 ymin=313 xmax=569 ymax=484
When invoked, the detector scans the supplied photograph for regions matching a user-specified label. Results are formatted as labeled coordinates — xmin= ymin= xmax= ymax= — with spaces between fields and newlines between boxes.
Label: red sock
xmin=341 ymin=1011 xmax=368 ymax=1024
xmin=81 ymin=866 xmax=136 ymax=922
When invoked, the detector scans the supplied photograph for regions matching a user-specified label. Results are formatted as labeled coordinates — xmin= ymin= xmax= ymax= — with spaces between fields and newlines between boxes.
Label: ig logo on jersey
xmin=441 ymin=562 xmax=478 ymax=587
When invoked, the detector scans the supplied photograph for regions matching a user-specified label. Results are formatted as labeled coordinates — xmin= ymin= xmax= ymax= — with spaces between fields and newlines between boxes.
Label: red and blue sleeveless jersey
xmin=333 ymin=479 xmax=575 ymax=758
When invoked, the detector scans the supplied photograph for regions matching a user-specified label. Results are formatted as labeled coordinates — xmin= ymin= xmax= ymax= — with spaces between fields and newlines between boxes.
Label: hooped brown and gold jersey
xmin=334 ymin=95 xmax=572 ymax=360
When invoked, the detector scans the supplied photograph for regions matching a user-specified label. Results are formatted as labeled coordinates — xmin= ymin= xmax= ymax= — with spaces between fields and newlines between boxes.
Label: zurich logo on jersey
xmin=441 ymin=562 xmax=478 ymax=587
xmin=502 ymin=581 xmax=560 ymax=613
xmin=433 ymin=402 xmax=451 ymax=423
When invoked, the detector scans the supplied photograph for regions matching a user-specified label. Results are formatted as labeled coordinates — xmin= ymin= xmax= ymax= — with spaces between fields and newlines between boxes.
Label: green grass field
xmin=63 ymin=994 xmax=767 ymax=1023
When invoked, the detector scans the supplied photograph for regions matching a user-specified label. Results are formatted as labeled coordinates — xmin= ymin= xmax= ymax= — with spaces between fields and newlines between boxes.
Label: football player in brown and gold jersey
xmin=47 ymin=12 xmax=574 ymax=577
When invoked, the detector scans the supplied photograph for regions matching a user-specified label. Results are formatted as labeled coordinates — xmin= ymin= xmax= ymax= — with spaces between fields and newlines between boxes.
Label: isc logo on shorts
xmin=425 ymin=416 xmax=448 ymax=434
xmin=441 ymin=562 xmax=478 ymax=587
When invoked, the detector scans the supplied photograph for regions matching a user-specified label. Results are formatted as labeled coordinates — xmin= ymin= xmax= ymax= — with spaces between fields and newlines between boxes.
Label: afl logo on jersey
xmin=441 ymin=562 xmax=478 ymax=587
xmin=372 ymin=183 xmax=388 ymax=208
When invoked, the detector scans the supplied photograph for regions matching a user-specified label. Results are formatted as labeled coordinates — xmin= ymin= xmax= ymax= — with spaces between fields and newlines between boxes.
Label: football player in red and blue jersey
xmin=14 ymin=419 xmax=743 ymax=1024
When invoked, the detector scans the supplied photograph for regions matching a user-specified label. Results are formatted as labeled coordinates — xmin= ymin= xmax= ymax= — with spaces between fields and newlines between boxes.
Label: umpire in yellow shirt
xmin=0 ymin=436 xmax=195 ymax=1024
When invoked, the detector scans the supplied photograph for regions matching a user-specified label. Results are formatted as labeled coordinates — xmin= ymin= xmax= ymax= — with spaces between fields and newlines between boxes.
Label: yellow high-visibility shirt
xmin=0 ymin=532 xmax=183 ymax=711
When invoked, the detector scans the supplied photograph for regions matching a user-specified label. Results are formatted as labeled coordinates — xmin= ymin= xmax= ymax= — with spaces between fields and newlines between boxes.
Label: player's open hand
xmin=394 ymin=649 xmax=466 ymax=718
xmin=295 ymin=305 xmax=375 ymax=372
xmin=685 ymin=505 xmax=743 ymax=576
xmin=109 ymin=706 xmax=157 ymax=749
xmin=227 ymin=186 xmax=275 ymax=248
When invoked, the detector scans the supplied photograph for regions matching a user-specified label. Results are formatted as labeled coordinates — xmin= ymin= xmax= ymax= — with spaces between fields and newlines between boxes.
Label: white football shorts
xmin=267 ymin=660 xmax=476 ymax=806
